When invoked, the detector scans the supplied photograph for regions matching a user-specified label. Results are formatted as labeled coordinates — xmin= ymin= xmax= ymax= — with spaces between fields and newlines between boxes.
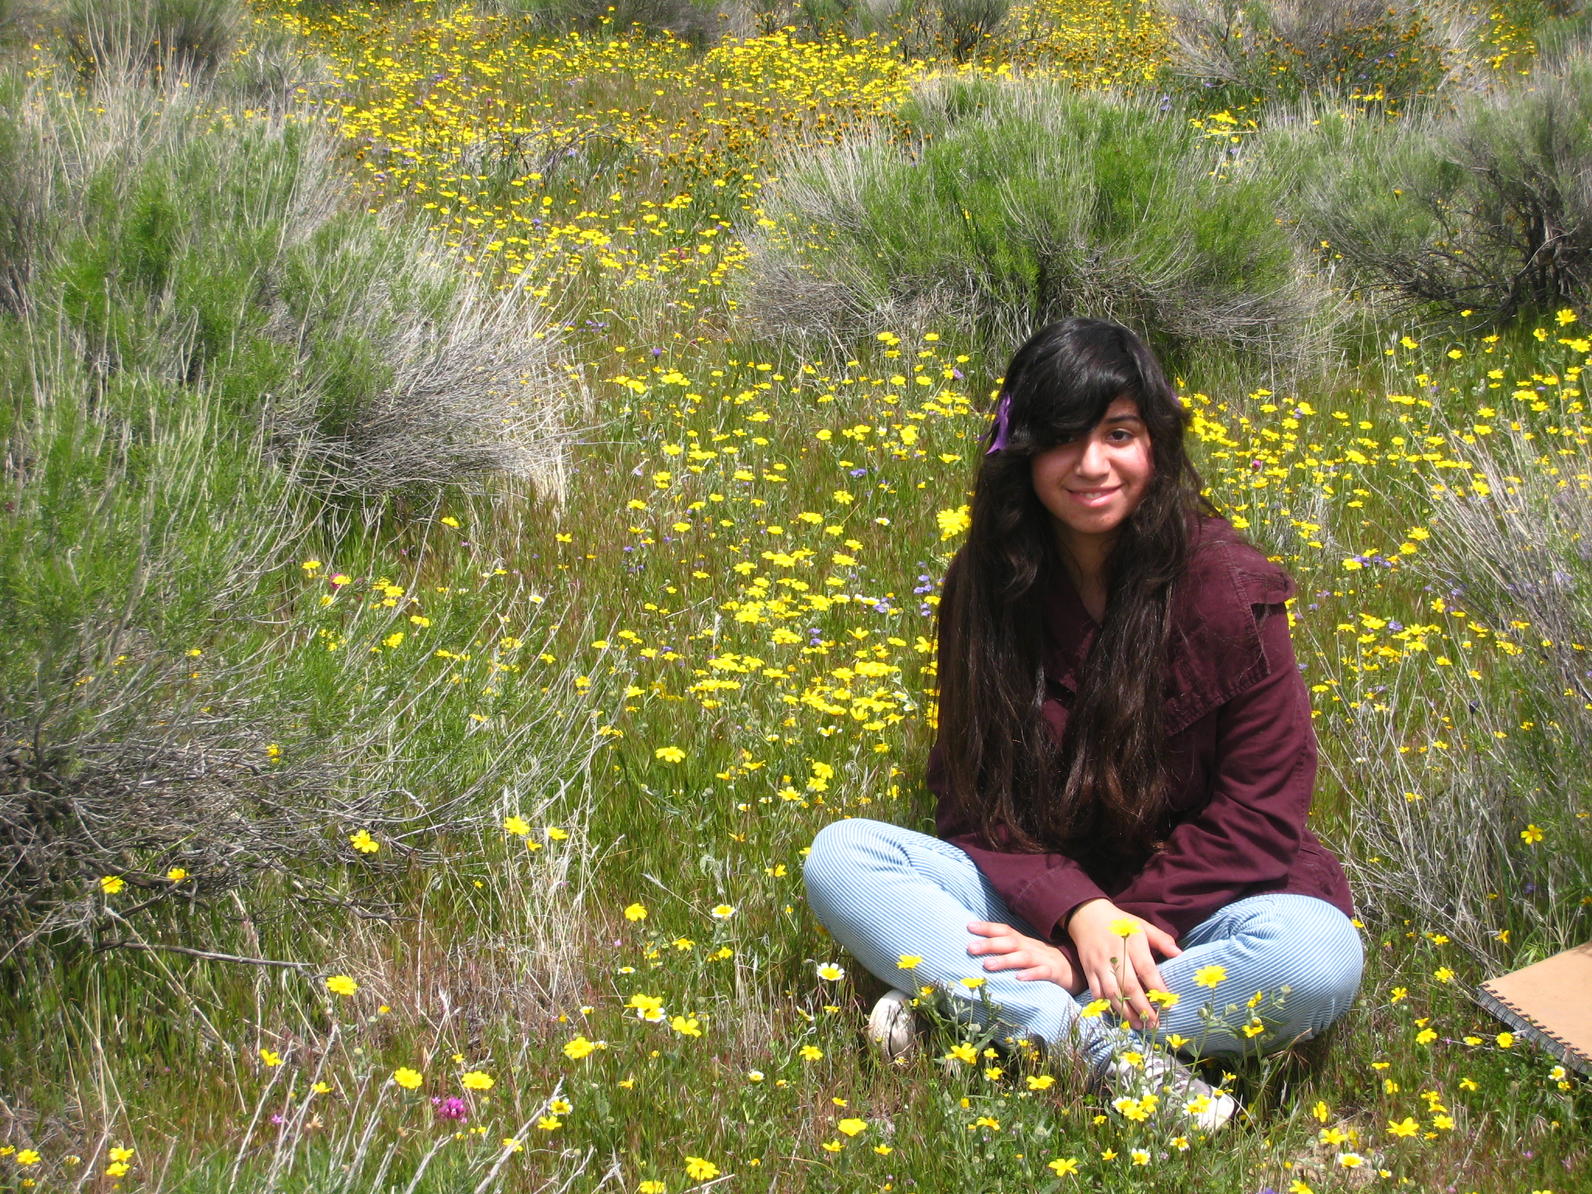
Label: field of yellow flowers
xmin=0 ymin=1 xmax=1587 ymax=1191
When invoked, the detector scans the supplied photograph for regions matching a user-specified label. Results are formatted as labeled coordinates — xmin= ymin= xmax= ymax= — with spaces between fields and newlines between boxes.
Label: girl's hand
xmin=966 ymin=921 xmax=1086 ymax=994
xmin=1064 ymin=899 xmax=1181 ymax=1030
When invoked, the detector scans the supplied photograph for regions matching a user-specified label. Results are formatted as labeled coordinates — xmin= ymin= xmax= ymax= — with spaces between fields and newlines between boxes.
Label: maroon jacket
xmin=930 ymin=517 xmax=1353 ymax=942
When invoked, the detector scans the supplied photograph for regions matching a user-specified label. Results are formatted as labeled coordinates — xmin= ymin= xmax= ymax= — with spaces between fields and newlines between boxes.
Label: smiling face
xmin=1029 ymin=397 xmax=1153 ymax=560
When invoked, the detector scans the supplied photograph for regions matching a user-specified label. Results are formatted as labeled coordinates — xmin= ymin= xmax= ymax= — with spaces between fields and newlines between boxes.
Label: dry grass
xmin=1163 ymin=0 xmax=1481 ymax=100
xmin=1315 ymin=422 xmax=1592 ymax=960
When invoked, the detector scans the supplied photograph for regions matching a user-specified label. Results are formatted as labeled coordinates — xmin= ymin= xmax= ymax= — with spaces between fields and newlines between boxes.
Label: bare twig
xmin=93 ymin=940 xmax=311 ymax=970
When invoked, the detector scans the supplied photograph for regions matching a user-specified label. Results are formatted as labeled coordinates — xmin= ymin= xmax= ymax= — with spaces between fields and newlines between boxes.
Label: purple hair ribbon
xmin=985 ymin=392 xmax=1012 ymax=455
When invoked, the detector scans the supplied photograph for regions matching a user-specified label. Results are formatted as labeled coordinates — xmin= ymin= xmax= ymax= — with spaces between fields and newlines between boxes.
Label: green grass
xmin=0 ymin=2 xmax=1588 ymax=1192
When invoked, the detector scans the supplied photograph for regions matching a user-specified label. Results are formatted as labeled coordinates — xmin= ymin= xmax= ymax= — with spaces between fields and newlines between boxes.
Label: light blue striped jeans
xmin=803 ymin=818 xmax=1363 ymax=1072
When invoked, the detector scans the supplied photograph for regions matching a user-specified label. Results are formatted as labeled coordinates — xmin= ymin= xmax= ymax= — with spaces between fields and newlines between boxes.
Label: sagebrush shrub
xmin=64 ymin=0 xmax=244 ymax=80
xmin=1296 ymin=61 xmax=1592 ymax=322
xmin=18 ymin=76 xmax=569 ymax=498
xmin=1164 ymin=0 xmax=1469 ymax=105
xmin=0 ymin=330 xmax=323 ymax=953
xmin=745 ymin=76 xmax=1333 ymax=371
xmin=492 ymin=0 xmax=721 ymax=43
xmin=0 ymin=73 xmax=578 ymax=951
xmin=859 ymin=0 xmax=1011 ymax=60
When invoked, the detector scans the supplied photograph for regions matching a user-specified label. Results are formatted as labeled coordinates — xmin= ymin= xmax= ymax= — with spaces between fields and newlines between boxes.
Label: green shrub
xmin=1296 ymin=61 xmax=1592 ymax=322
xmin=0 ymin=336 xmax=594 ymax=953
xmin=0 ymin=350 xmax=316 ymax=952
xmin=1163 ymin=0 xmax=1466 ymax=106
xmin=0 ymin=72 xmax=579 ymax=951
xmin=1535 ymin=2 xmax=1592 ymax=66
xmin=489 ymin=0 xmax=722 ymax=44
xmin=17 ymin=76 xmax=569 ymax=497
xmin=744 ymin=76 xmax=1333 ymax=371
xmin=63 ymin=0 xmax=244 ymax=80
xmin=859 ymin=0 xmax=1011 ymax=61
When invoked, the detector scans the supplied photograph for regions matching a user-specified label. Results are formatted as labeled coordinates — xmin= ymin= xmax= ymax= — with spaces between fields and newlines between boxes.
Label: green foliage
xmin=860 ymin=0 xmax=1012 ymax=61
xmin=1163 ymin=0 xmax=1463 ymax=107
xmin=490 ymin=0 xmax=723 ymax=44
xmin=63 ymin=0 xmax=245 ymax=80
xmin=1534 ymin=1 xmax=1592 ymax=65
xmin=0 ymin=74 xmax=576 ymax=954
xmin=747 ymin=77 xmax=1328 ymax=371
xmin=1295 ymin=61 xmax=1592 ymax=322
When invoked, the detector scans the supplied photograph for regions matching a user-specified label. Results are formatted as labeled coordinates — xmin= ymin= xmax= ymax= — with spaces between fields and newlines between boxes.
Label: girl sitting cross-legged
xmin=803 ymin=317 xmax=1363 ymax=1132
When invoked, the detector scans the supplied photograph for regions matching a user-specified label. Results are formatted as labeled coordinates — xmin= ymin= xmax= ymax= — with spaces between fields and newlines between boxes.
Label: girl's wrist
xmin=1064 ymin=897 xmax=1111 ymax=934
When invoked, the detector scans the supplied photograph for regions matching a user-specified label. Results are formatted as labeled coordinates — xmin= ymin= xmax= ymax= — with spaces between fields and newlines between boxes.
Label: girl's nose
xmin=1076 ymin=435 xmax=1109 ymax=477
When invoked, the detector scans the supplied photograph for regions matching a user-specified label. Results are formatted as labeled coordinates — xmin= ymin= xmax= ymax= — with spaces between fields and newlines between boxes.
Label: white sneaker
xmin=1105 ymin=1050 xmax=1238 ymax=1133
xmin=867 ymin=989 xmax=917 ymax=1063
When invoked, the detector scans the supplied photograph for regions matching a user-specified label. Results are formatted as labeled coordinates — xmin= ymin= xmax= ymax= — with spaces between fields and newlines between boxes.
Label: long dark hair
xmin=935 ymin=318 xmax=1210 ymax=870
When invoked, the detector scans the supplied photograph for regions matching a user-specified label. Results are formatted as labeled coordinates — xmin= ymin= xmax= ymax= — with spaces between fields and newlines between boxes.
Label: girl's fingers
xmin=1104 ymin=964 xmax=1154 ymax=1029
xmin=1090 ymin=968 xmax=1118 ymax=1006
xmin=985 ymin=954 xmax=1036 ymax=973
xmin=1116 ymin=977 xmax=1143 ymax=1011
xmin=1144 ymin=924 xmax=1181 ymax=958
xmin=1078 ymin=918 xmax=1164 ymax=1023
xmin=967 ymin=934 xmax=1016 ymax=957
xmin=1126 ymin=935 xmax=1168 ymax=993
xmin=1084 ymin=951 xmax=1158 ymax=1029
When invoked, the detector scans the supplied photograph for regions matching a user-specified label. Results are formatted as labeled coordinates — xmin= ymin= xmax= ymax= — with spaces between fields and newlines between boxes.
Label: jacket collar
xmin=1039 ymin=521 xmax=1277 ymax=736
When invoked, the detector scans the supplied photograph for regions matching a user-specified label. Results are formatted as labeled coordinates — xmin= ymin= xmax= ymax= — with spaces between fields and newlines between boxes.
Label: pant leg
xmin=1151 ymin=893 xmax=1364 ymax=1059
xmin=803 ymin=818 xmax=1119 ymax=1069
